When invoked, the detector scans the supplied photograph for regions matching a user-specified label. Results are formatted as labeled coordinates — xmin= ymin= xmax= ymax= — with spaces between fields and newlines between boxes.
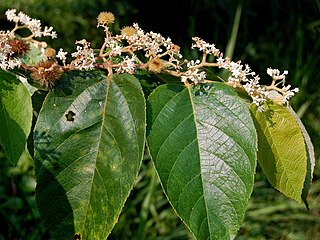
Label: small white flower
xmin=267 ymin=67 xmax=288 ymax=81
xmin=71 ymin=39 xmax=95 ymax=70
xmin=192 ymin=37 xmax=221 ymax=56
xmin=106 ymin=39 xmax=123 ymax=57
xmin=116 ymin=55 xmax=136 ymax=74
xmin=5 ymin=9 xmax=19 ymax=22
xmin=6 ymin=9 xmax=57 ymax=39
xmin=56 ymin=48 xmax=68 ymax=65
xmin=181 ymin=59 xmax=206 ymax=84
xmin=216 ymin=55 xmax=225 ymax=68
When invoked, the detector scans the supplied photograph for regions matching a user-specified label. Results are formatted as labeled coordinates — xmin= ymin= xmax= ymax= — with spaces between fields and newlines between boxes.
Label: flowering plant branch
xmin=1 ymin=9 xmax=299 ymax=111
xmin=0 ymin=9 xmax=314 ymax=240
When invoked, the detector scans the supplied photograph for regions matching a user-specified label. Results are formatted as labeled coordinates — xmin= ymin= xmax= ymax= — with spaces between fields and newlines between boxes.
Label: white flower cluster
xmin=179 ymin=37 xmax=222 ymax=84
xmin=191 ymin=36 xmax=221 ymax=56
xmin=267 ymin=68 xmax=288 ymax=79
xmin=1 ymin=9 xmax=58 ymax=71
xmin=181 ymin=37 xmax=222 ymax=84
xmin=215 ymin=56 xmax=268 ymax=111
xmin=127 ymin=24 xmax=170 ymax=57
xmin=243 ymin=77 xmax=268 ymax=111
xmin=0 ymin=31 xmax=21 ymax=70
xmin=116 ymin=55 xmax=137 ymax=74
xmin=124 ymin=24 xmax=182 ymax=69
xmin=1 ymin=9 xmax=300 ymax=109
xmin=266 ymin=67 xmax=299 ymax=104
xmin=181 ymin=60 xmax=206 ymax=84
xmin=105 ymin=38 xmax=123 ymax=57
xmin=97 ymin=22 xmax=183 ymax=74
xmin=281 ymin=84 xmax=299 ymax=103
xmin=190 ymin=37 xmax=298 ymax=111
xmin=5 ymin=9 xmax=57 ymax=39
xmin=71 ymin=39 xmax=96 ymax=70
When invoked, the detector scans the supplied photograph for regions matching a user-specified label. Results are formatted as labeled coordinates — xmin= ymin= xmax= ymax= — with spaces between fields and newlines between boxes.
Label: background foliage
xmin=0 ymin=0 xmax=319 ymax=239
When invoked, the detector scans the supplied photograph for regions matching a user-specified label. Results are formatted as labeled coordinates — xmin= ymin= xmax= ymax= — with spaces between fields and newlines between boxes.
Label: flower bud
xmin=45 ymin=48 xmax=56 ymax=59
xmin=148 ymin=58 xmax=163 ymax=73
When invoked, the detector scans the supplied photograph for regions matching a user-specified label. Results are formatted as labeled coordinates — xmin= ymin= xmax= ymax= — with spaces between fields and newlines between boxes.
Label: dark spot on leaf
xmin=65 ymin=111 xmax=76 ymax=122
xmin=74 ymin=233 xmax=81 ymax=240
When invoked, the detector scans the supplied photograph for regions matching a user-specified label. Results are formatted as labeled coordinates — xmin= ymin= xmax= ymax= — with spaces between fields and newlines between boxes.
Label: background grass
xmin=1 ymin=0 xmax=320 ymax=239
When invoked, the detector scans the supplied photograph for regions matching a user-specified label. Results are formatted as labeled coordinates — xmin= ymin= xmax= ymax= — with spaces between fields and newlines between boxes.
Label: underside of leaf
xmin=250 ymin=102 xmax=308 ymax=203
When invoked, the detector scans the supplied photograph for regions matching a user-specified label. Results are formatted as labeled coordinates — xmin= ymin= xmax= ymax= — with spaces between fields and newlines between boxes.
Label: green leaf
xmin=287 ymin=106 xmax=315 ymax=208
xmin=250 ymin=102 xmax=308 ymax=202
xmin=34 ymin=71 xmax=146 ymax=240
xmin=147 ymin=83 xmax=257 ymax=240
xmin=0 ymin=70 xmax=33 ymax=165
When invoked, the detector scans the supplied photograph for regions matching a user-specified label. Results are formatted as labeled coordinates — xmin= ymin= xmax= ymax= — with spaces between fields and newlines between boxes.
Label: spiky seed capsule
xmin=97 ymin=12 xmax=115 ymax=26
xmin=45 ymin=48 xmax=56 ymax=59
xmin=121 ymin=26 xmax=137 ymax=37
xmin=7 ymin=39 xmax=30 ymax=56
xmin=30 ymin=60 xmax=62 ymax=88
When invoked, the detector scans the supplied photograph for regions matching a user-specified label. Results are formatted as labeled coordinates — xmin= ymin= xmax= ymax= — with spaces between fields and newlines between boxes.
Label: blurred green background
xmin=1 ymin=0 xmax=320 ymax=239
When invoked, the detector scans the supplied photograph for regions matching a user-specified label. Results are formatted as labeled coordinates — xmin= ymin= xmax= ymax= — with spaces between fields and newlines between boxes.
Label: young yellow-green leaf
xmin=0 ymin=70 xmax=33 ymax=165
xmin=250 ymin=102 xmax=308 ymax=202
xmin=34 ymin=71 xmax=146 ymax=240
xmin=287 ymin=106 xmax=315 ymax=208
xmin=147 ymin=83 xmax=257 ymax=240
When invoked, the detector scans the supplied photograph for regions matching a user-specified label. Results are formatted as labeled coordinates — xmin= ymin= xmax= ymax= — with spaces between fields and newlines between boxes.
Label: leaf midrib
xmin=186 ymin=86 xmax=212 ymax=238
xmin=82 ymin=77 xmax=109 ymax=234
